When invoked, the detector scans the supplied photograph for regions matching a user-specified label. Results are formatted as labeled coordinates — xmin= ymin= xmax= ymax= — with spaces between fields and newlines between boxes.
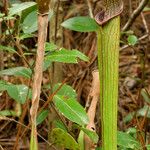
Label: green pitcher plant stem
xmin=95 ymin=0 xmax=123 ymax=149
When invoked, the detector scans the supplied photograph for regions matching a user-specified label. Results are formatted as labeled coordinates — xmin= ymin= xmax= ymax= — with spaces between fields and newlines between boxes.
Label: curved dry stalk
xmin=30 ymin=1 xmax=50 ymax=149
xmin=85 ymin=70 xmax=100 ymax=150
xmin=30 ymin=14 xmax=49 ymax=150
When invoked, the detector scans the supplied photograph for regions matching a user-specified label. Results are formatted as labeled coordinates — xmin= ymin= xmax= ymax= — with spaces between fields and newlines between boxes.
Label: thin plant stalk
xmin=30 ymin=0 xmax=50 ymax=149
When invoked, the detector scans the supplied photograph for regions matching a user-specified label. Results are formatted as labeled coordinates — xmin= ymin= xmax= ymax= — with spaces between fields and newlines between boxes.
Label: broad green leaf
xmin=36 ymin=110 xmax=49 ymax=125
xmin=7 ymin=84 xmax=31 ymax=104
xmin=53 ymin=83 xmax=77 ymax=99
xmin=51 ymin=128 xmax=80 ymax=150
xmin=127 ymin=35 xmax=138 ymax=46
xmin=141 ymin=89 xmax=150 ymax=103
xmin=22 ymin=10 xmax=37 ymax=33
xmin=137 ymin=105 xmax=150 ymax=118
xmin=19 ymin=33 xmax=35 ymax=40
xmin=0 ymin=67 xmax=32 ymax=78
xmin=117 ymin=131 xmax=142 ymax=149
xmin=61 ymin=16 xmax=99 ymax=32
xmin=71 ymin=49 xmax=89 ymax=62
xmin=0 ymin=110 xmax=17 ymax=117
xmin=54 ymin=120 xmax=67 ymax=131
xmin=20 ymin=3 xmax=37 ymax=22
xmin=9 ymin=2 xmax=37 ymax=16
xmin=45 ymin=42 xmax=58 ymax=51
xmin=22 ymin=10 xmax=53 ymax=33
xmin=46 ymin=48 xmax=89 ymax=63
xmin=54 ymin=95 xmax=89 ymax=126
xmin=0 ymin=45 xmax=18 ymax=54
xmin=81 ymin=127 xmax=99 ymax=143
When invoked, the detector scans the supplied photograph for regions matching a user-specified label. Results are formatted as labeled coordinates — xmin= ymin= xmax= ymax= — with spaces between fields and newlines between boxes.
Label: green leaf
xmin=7 ymin=84 xmax=31 ymax=104
xmin=46 ymin=48 xmax=89 ymax=63
xmin=143 ymin=7 xmax=150 ymax=12
xmin=0 ymin=110 xmax=17 ymax=117
xmin=43 ymin=59 xmax=52 ymax=71
xmin=9 ymin=2 xmax=37 ymax=16
xmin=117 ymin=131 xmax=142 ymax=149
xmin=121 ymin=30 xmax=134 ymax=35
xmin=61 ymin=16 xmax=99 ymax=32
xmin=51 ymin=128 xmax=80 ymax=150
xmin=127 ymin=35 xmax=138 ymax=46
xmin=77 ymin=131 xmax=84 ymax=150
xmin=0 ymin=104 xmax=22 ymax=117
xmin=53 ymin=83 xmax=77 ymax=99
xmin=54 ymin=95 xmax=89 ymax=126
xmin=36 ymin=110 xmax=49 ymax=125
xmin=19 ymin=33 xmax=35 ymax=40
xmin=10 ymin=0 xmax=21 ymax=5
xmin=141 ymin=89 xmax=150 ymax=103
xmin=22 ymin=9 xmax=37 ymax=33
xmin=0 ymin=45 xmax=18 ymax=54
xmin=81 ymin=127 xmax=99 ymax=143
xmin=0 ymin=67 xmax=32 ymax=78
xmin=20 ymin=3 xmax=37 ymax=21
xmin=45 ymin=42 xmax=58 ymax=52
xmin=126 ymin=127 xmax=137 ymax=135
xmin=22 ymin=10 xmax=53 ymax=33
xmin=146 ymin=145 xmax=150 ymax=150
xmin=71 ymin=49 xmax=89 ymax=62
xmin=0 ymin=80 xmax=9 ymax=91
xmin=54 ymin=120 xmax=67 ymax=131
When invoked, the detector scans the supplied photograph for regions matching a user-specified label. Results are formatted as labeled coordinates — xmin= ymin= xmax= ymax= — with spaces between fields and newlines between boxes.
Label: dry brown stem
xmin=30 ymin=14 xmax=49 ymax=146
xmin=84 ymin=70 xmax=99 ymax=150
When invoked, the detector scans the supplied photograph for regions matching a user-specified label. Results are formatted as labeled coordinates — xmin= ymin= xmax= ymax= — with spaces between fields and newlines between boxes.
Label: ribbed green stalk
xmin=97 ymin=16 xmax=120 ymax=150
